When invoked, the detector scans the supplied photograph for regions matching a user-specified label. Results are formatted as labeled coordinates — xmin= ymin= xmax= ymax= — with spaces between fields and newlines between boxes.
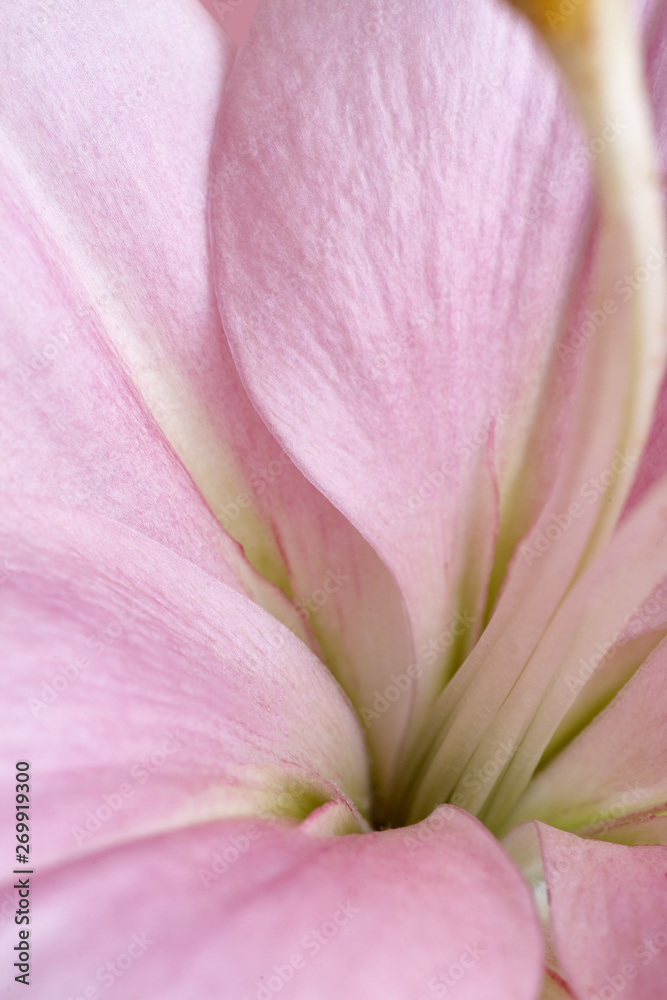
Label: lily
xmin=1 ymin=0 xmax=667 ymax=997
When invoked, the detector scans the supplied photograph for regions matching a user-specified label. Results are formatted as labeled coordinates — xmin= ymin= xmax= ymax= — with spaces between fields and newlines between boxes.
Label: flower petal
xmin=0 ymin=0 xmax=237 ymax=539
xmin=201 ymin=0 xmax=261 ymax=46
xmin=0 ymin=0 xmax=312 ymax=630
xmin=618 ymin=0 xmax=667 ymax=517
xmin=535 ymin=826 xmax=667 ymax=1000
xmin=398 ymin=0 xmax=667 ymax=824
xmin=0 ymin=495 xmax=369 ymax=869
xmin=0 ymin=0 xmax=419 ymax=795
xmin=209 ymin=0 xmax=594 ymax=728
xmin=468 ymin=473 xmax=667 ymax=832
xmin=4 ymin=809 xmax=543 ymax=999
xmin=508 ymin=635 xmax=667 ymax=832
xmin=403 ymin=468 xmax=667 ymax=827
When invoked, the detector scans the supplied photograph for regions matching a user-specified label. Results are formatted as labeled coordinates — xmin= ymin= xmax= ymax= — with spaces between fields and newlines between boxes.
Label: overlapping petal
xmin=396 ymin=0 xmax=667 ymax=825
xmin=0 ymin=0 xmax=419 ymax=794
xmin=536 ymin=826 xmax=667 ymax=1000
xmin=506 ymin=821 xmax=667 ymax=1000
xmin=0 ymin=0 xmax=312 ymax=629
xmin=209 ymin=0 xmax=595 ymax=730
xmin=1 ymin=2 xmax=665 ymax=997
xmin=508 ymin=633 xmax=667 ymax=832
xmin=201 ymin=0 xmax=261 ymax=46
xmin=624 ymin=0 xmax=667 ymax=514
xmin=0 ymin=495 xmax=370 ymax=870
xmin=401 ymin=471 xmax=667 ymax=825
xmin=0 ymin=0 xmax=236 ymax=545
xmin=0 ymin=808 xmax=542 ymax=1000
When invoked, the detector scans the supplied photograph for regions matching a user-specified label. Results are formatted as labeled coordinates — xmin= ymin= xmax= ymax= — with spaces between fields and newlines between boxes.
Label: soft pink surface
xmin=537 ymin=825 xmax=667 ymax=1000
xmin=0 ymin=0 xmax=237 ymax=571
xmin=209 ymin=0 xmax=599 ymax=721
xmin=0 ymin=810 xmax=542 ymax=1000
xmin=625 ymin=0 xmax=667 ymax=514
xmin=0 ymin=496 xmax=369 ymax=870
xmin=0 ymin=0 xmax=421 ymax=781
xmin=201 ymin=0 xmax=261 ymax=45
xmin=1 ymin=0 xmax=666 ymax=997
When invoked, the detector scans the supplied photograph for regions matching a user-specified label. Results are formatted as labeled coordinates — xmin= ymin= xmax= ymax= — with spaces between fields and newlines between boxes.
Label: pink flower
xmin=2 ymin=0 xmax=667 ymax=997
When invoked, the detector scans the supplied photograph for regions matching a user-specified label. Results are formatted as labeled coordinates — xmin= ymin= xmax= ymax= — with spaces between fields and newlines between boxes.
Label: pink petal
xmin=0 ymin=0 xmax=417 ymax=790
xmin=536 ymin=825 xmax=667 ymax=1000
xmin=209 ymin=0 xmax=593 ymax=727
xmin=396 ymin=0 xmax=667 ymax=825
xmin=201 ymin=0 xmax=261 ymax=46
xmin=508 ymin=636 xmax=667 ymax=832
xmin=0 ymin=495 xmax=369 ymax=870
xmin=3 ymin=809 xmax=542 ymax=999
xmin=0 ymin=0 xmax=233 ymax=552
xmin=0 ymin=0 xmax=310 ymax=628
xmin=624 ymin=0 xmax=667 ymax=516
xmin=469 ymin=474 xmax=667 ymax=831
